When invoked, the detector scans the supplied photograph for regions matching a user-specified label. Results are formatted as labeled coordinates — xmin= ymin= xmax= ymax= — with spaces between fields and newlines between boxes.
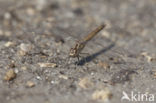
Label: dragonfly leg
xmin=77 ymin=55 xmax=80 ymax=62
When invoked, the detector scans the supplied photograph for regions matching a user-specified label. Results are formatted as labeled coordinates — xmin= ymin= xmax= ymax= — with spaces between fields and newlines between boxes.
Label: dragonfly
xmin=69 ymin=24 xmax=106 ymax=61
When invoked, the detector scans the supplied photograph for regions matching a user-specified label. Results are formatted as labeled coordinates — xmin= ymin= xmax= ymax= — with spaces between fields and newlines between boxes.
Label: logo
xmin=121 ymin=91 xmax=155 ymax=102
xmin=121 ymin=91 xmax=131 ymax=101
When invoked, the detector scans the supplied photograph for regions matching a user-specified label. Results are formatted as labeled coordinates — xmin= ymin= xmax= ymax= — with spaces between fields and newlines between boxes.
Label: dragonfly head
xmin=69 ymin=48 xmax=77 ymax=57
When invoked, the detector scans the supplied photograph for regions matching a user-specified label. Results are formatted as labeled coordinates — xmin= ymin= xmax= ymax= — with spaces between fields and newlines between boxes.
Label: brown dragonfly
xmin=69 ymin=24 xmax=106 ymax=61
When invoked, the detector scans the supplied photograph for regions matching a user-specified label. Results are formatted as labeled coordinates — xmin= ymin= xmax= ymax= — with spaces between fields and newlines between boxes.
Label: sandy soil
xmin=0 ymin=0 xmax=156 ymax=103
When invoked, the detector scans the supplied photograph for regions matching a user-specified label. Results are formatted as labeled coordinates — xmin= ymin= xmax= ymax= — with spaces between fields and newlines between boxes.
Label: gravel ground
xmin=0 ymin=0 xmax=156 ymax=103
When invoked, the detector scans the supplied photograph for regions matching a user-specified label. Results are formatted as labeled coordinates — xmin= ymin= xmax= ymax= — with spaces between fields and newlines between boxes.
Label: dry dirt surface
xmin=0 ymin=0 xmax=156 ymax=103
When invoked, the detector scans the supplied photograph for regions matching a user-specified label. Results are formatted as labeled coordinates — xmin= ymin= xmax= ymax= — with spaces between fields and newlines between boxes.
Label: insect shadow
xmin=76 ymin=43 xmax=115 ymax=66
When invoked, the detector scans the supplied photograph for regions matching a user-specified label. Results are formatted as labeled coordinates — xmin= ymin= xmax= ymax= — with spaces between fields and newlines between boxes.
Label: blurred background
xmin=0 ymin=0 xmax=156 ymax=103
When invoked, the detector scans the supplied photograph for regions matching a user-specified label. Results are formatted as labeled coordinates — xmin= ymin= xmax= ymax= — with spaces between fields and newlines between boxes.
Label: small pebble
xmin=4 ymin=69 xmax=16 ymax=81
xmin=152 ymin=71 xmax=156 ymax=78
xmin=36 ymin=0 xmax=47 ymax=11
xmin=18 ymin=50 xmax=27 ymax=56
xmin=8 ymin=61 xmax=16 ymax=68
xmin=20 ymin=43 xmax=32 ymax=52
xmin=91 ymin=72 xmax=94 ymax=75
xmin=4 ymin=12 xmax=11 ymax=19
xmin=98 ymin=61 xmax=110 ymax=70
xmin=26 ymin=8 xmax=35 ymax=16
xmin=36 ymin=76 xmax=42 ymax=80
xmin=18 ymin=43 xmax=33 ymax=56
xmin=78 ymin=77 xmax=94 ymax=89
xmin=14 ymin=68 xmax=19 ymax=73
xmin=101 ymin=31 xmax=110 ymax=38
xmin=51 ymin=80 xmax=55 ymax=84
xmin=4 ymin=41 xmax=15 ymax=47
xmin=21 ymin=66 xmax=27 ymax=70
xmin=59 ymin=75 xmax=68 ymax=80
xmin=38 ymin=63 xmax=57 ymax=68
xmin=26 ymin=81 xmax=35 ymax=87
xmin=141 ymin=52 xmax=154 ymax=62
xmin=92 ymin=89 xmax=112 ymax=102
